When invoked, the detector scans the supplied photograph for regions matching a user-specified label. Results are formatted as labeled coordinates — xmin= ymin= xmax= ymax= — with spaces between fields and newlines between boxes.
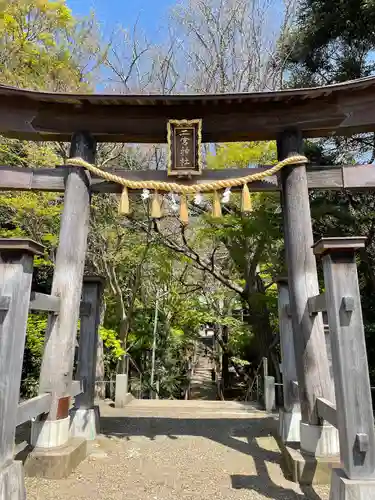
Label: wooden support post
xmin=314 ymin=237 xmax=375 ymax=485
xmin=276 ymin=277 xmax=301 ymax=443
xmin=0 ymin=238 xmax=43 ymax=499
xmin=71 ymin=276 xmax=104 ymax=440
xmin=32 ymin=132 xmax=95 ymax=450
xmin=278 ymin=129 xmax=338 ymax=457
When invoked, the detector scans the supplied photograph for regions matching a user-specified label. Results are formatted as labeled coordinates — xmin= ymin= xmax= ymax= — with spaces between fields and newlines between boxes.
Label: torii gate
xmin=1 ymin=77 xmax=375 ymax=499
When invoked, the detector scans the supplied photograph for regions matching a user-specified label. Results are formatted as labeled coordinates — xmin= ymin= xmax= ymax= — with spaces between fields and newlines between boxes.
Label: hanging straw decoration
xmin=179 ymin=194 xmax=189 ymax=225
xmin=222 ymin=187 xmax=231 ymax=204
xmin=169 ymin=193 xmax=179 ymax=212
xmin=66 ymin=154 xmax=308 ymax=224
xmin=141 ymin=188 xmax=150 ymax=200
xmin=151 ymin=191 xmax=162 ymax=218
xmin=194 ymin=192 xmax=203 ymax=205
xmin=118 ymin=186 xmax=130 ymax=215
xmin=212 ymin=191 xmax=222 ymax=218
xmin=241 ymin=183 xmax=253 ymax=213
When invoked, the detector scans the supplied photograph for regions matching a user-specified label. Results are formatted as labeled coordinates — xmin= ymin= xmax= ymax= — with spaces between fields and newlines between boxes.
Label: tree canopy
xmin=282 ymin=0 xmax=375 ymax=86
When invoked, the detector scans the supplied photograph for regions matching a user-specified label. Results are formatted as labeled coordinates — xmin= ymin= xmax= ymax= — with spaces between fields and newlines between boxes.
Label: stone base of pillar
xmin=278 ymin=408 xmax=301 ymax=443
xmin=27 ymin=416 xmax=87 ymax=478
xmin=0 ymin=461 xmax=26 ymax=500
xmin=300 ymin=422 xmax=340 ymax=457
xmin=115 ymin=374 xmax=133 ymax=408
xmin=70 ymin=406 xmax=100 ymax=440
xmin=276 ymin=436 xmax=341 ymax=485
xmin=274 ymin=422 xmax=341 ymax=485
xmin=23 ymin=437 xmax=87 ymax=479
xmin=330 ymin=468 xmax=375 ymax=500
xmin=31 ymin=416 xmax=70 ymax=449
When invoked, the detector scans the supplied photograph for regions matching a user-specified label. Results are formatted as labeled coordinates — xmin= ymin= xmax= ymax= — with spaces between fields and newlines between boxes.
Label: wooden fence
xmin=0 ymin=239 xmax=103 ymax=464
xmin=308 ymin=237 xmax=375 ymax=483
xmin=281 ymin=237 xmax=375 ymax=494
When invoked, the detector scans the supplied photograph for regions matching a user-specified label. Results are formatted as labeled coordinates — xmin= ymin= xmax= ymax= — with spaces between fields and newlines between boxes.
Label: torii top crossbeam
xmin=2 ymin=76 xmax=375 ymax=143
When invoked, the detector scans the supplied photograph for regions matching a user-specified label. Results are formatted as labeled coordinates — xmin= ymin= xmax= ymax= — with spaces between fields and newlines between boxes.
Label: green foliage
xmin=0 ymin=0 xmax=104 ymax=284
xmin=21 ymin=314 xmax=47 ymax=398
xmin=0 ymin=0 xmax=105 ymax=400
xmin=99 ymin=326 xmax=125 ymax=360
xmin=206 ymin=141 xmax=277 ymax=169
xmin=0 ymin=192 xmax=61 ymax=239
xmin=0 ymin=0 xmax=101 ymax=91
xmin=230 ymin=356 xmax=250 ymax=367
xmin=281 ymin=0 xmax=375 ymax=86
xmin=99 ymin=326 xmax=125 ymax=379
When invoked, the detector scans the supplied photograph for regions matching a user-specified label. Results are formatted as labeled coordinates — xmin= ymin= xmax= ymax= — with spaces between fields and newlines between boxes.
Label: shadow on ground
xmin=100 ymin=415 xmax=321 ymax=500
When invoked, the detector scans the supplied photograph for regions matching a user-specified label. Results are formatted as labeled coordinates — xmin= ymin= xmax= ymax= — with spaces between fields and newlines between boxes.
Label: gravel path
xmin=25 ymin=402 xmax=330 ymax=500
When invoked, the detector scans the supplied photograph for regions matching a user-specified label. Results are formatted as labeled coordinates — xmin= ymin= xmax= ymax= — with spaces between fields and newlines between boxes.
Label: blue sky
xmin=67 ymin=0 xmax=174 ymax=39
xmin=66 ymin=0 xmax=286 ymax=92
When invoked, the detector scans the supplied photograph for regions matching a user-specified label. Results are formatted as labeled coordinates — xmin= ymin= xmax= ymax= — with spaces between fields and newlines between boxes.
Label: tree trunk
xmin=243 ymin=290 xmax=281 ymax=383
xmin=95 ymin=298 xmax=106 ymax=400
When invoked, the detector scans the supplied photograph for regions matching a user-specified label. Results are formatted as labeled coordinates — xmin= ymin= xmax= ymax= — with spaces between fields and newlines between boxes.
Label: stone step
xmin=98 ymin=402 xmax=266 ymax=419
xmin=103 ymin=410 xmax=265 ymax=419
xmin=125 ymin=399 xmax=261 ymax=412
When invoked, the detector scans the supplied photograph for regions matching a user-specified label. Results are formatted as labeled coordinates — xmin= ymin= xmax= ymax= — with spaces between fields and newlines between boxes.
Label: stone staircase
xmin=189 ymin=352 xmax=217 ymax=400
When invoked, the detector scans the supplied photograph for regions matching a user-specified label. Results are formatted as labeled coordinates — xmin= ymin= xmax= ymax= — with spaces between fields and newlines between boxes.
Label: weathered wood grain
xmin=3 ymin=77 xmax=375 ymax=142
xmin=1 ymin=164 xmax=375 ymax=193
xmin=75 ymin=277 xmax=104 ymax=410
xmin=343 ymin=164 xmax=375 ymax=189
xmin=276 ymin=278 xmax=299 ymax=412
xmin=307 ymin=167 xmax=343 ymax=189
xmin=29 ymin=292 xmax=60 ymax=312
xmin=291 ymin=380 xmax=299 ymax=399
xmin=0 ymin=296 xmax=10 ymax=310
xmin=79 ymin=301 xmax=92 ymax=317
xmin=17 ymin=393 xmax=52 ymax=426
xmin=315 ymin=237 xmax=375 ymax=480
xmin=316 ymin=397 xmax=337 ymax=428
xmin=38 ymin=132 xmax=95 ymax=421
xmin=0 ymin=238 xmax=44 ymax=255
xmin=278 ymin=129 xmax=334 ymax=425
xmin=308 ymin=293 xmax=327 ymax=315
xmin=13 ymin=441 xmax=28 ymax=457
xmin=0 ymin=165 xmax=278 ymax=193
xmin=0 ymin=240 xmax=40 ymax=466
xmin=69 ymin=380 xmax=84 ymax=397
xmin=314 ymin=236 xmax=367 ymax=254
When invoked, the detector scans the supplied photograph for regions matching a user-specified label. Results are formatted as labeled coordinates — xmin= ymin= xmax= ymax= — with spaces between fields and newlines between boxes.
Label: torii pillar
xmin=278 ymin=129 xmax=339 ymax=458
xmin=276 ymin=277 xmax=301 ymax=443
xmin=28 ymin=132 xmax=95 ymax=478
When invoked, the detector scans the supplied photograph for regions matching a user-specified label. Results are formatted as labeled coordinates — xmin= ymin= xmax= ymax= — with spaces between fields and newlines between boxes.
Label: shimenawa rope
xmin=65 ymin=155 xmax=307 ymax=223
xmin=65 ymin=155 xmax=307 ymax=194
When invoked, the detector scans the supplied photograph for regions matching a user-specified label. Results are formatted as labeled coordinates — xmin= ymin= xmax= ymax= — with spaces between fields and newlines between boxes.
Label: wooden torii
xmin=1 ymin=77 xmax=375 ymax=499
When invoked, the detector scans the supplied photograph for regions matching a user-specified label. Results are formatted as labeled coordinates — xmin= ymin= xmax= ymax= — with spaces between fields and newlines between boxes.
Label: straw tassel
xmin=179 ymin=194 xmax=189 ymax=225
xmin=241 ymin=183 xmax=253 ymax=213
xmin=151 ymin=191 xmax=162 ymax=218
xmin=212 ymin=191 xmax=222 ymax=218
xmin=118 ymin=186 xmax=130 ymax=215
